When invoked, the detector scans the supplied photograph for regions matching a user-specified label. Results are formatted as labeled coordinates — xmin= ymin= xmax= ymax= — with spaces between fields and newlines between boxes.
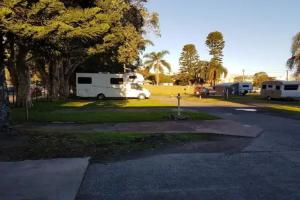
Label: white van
xmin=238 ymin=82 xmax=253 ymax=95
xmin=261 ymin=80 xmax=300 ymax=99
xmin=76 ymin=73 xmax=151 ymax=100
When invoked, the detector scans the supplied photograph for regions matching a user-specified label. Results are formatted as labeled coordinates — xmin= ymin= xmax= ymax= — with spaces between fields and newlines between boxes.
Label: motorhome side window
xmin=268 ymin=85 xmax=273 ymax=88
xmin=129 ymin=76 xmax=137 ymax=80
xmin=110 ymin=78 xmax=124 ymax=85
xmin=262 ymin=85 xmax=266 ymax=89
xmin=242 ymin=85 xmax=249 ymax=88
xmin=78 ymin=77 xmax=92 ymax=84
xmin=284 ymin=85 xmax=299 ymax=91
xmin=276 ymin=86 xmax=281 ymax=90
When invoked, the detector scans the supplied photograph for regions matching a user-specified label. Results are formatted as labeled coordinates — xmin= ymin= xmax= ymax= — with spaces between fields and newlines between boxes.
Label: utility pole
xmin=286 ymin=70 xmax=289 ymax=81
xmin=242 ymin=69 xmax=245 ymax=82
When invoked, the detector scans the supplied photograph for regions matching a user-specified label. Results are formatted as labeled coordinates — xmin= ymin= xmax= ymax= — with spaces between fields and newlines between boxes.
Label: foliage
xmin=145 ymin=73 xmax=173 ymax=84
xmin=233 ymin=75 xmax=253 ymax=82
xmin=143 ymin=50 xmax=171 ymax=85
xmin=207 ymin=59 xmax=227 ymax=86
xmin=287 ymin=32 xmax=300 ymax=75
xmin=178 ymin=44 xmax=203 ymax=84
xmin=253 ymin=72 xmax=275 ymax=87
xmin=233 ymin=76 xmax=244 ymax=82
xmin=206 ymin=31 xmax=225 ymax=63
xmin=0 ymin=0 xmax=159 ymax=106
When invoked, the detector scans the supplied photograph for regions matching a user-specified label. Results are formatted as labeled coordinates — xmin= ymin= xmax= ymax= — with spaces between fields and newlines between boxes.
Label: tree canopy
xmin=179 ymin=44 xmax=202 ymax=84
xmin=253 ymin=72 xmax=275 ymax=87
xmin=287 ymin=32 xmax=300 ymax=76
xmin=0 ymin=0 xmax=159 ymax=106
xmin=143 ymin=50 xmax=171 ymax=85
xmin=206 ymin=31 xmax=225 ymax=63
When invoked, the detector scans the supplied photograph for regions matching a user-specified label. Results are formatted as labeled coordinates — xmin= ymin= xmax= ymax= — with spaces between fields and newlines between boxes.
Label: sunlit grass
xmin=268 ymin=104 xmax=300 ymax=113
xmin=10 ymin=99 xmax=217 ymax=124
xmin=118 ymin=99 xmax=173 ymax=107
xmin=61 ymin=101 xmax=94 ymax=107
xmin=88 ymin=98 xmax=173 ymax=108
xmin=145 ymin=85 xmax=194 ymax=96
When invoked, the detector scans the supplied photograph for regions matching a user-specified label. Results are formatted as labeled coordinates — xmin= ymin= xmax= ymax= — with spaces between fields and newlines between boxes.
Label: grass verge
xmin=11 ymin=110 xmax=217 ymax=123
xmin=10 ymin=100 xmax=217 ymax=123
xmin=0 ymin=131 xmax=215 ymax=161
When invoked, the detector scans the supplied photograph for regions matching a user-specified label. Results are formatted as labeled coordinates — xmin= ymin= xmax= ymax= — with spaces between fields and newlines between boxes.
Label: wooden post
xmin=177 ymin=93 xmax=181 ymax=116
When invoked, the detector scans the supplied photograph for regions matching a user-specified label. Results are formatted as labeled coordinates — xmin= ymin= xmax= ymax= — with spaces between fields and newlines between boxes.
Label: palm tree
xmin=208 ymin=60 xmax=228 ymax=86
xmin=287 ymin=32 xmax=300 ymax=75
xmin=143 ymin=50 xmax=171 ymax=85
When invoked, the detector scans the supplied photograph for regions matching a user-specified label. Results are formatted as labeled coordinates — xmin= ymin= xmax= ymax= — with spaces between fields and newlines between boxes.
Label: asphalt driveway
xmin=77 ymin=101 xmax=300 ymax=200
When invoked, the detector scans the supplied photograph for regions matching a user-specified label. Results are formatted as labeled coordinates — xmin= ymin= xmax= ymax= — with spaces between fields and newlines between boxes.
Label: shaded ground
xmin=1 ymin=131 xmax=240 ymax=162
xmin=0 ymin=158 xmax=89 ymax=200
xmin=76 ymin=96 xmax=300 ymax=200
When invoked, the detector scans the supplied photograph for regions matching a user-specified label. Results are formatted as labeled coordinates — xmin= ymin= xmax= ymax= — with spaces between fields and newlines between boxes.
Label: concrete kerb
xmin=0 ymin=157 xmax=90 ymax=200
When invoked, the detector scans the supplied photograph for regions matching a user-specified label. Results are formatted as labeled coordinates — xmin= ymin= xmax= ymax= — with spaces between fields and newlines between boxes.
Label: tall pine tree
xmin=179 ymin=44 xmax=202 ymax=84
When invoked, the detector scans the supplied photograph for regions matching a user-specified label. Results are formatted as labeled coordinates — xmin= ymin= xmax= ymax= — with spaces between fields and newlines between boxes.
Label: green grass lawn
xmin=145 ymin=85 xmax=194 ymax=96
xmin=10 ymin=99 xmax=217 ymax=123
xmin=189 ymin=93 xmax=300 ymax=113
xmin=0 ymin=131 xmax=215 ymax=161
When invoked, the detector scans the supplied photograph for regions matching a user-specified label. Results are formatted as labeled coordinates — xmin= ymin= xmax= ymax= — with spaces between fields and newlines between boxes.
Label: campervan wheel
xmin=138 ymin=94 xmax=146 ymax=100
xmin=97 ymin=94 xmax=106 ymax=100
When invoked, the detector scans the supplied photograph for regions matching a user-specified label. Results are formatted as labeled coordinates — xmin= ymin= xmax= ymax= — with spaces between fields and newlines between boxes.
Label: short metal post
xmin=177 ymin=93 xmax=181 ymax=116
xmin=25 ymin=100 xmax=29 ymax=121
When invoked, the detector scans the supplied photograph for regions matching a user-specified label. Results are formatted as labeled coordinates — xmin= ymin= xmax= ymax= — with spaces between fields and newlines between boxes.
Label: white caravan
xmin=261 ymin=80 xmax=300 ymax=99
xmin=76 ymin=72 xmax=151 ymax=100
xmin=238 ymin=82 xmax=253 ymax=95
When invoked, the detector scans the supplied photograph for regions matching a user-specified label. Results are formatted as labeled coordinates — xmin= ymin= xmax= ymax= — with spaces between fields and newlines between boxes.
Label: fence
xmin=7 ymin=84 xmax=50 ymax=106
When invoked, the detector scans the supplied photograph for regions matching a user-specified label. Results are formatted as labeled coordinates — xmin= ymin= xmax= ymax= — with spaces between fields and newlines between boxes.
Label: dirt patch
xmin=99 ymin=135 xmax=253 ymax=163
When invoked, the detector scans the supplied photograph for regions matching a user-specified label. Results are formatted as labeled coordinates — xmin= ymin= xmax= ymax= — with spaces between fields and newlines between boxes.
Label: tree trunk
xmin=155 ymin=68 xmax=160 ymax=86
xmin=0 ymin=32 xmax=9 ymax=130
xmin=35 ymin=58 xmax=49 ymax=94
xmin=6 ymin=34 xmax=18 ymax=90
xmin=58 ymin=62 xmax=70 ymax=100
xmin=59 ymin=77 xmax=70 ymax=99
xmin=49 ymin=59 xmax=61 ymax=101
xmin=16 ymin=45 xmax=31 ymax=107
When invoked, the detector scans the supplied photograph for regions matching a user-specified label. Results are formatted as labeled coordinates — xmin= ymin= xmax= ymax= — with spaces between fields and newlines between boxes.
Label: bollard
xmin=177 ymin=93 xmax=181 ymax=116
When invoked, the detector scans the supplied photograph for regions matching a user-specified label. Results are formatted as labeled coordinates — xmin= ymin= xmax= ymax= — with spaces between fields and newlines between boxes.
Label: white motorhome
xmin=238 ymin=82 xmax=253 ymax=95
xmin=261 ymin=80 xmax=300 ymax=99
xmin=76 ymin=72 xmax=151 ymax=100
xmin=214 ymin=82 xmax=253 ymax=96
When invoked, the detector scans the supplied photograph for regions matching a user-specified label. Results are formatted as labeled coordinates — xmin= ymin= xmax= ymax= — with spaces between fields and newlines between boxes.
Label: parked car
xmin=194 ymin=85 xmax=209 ymax=97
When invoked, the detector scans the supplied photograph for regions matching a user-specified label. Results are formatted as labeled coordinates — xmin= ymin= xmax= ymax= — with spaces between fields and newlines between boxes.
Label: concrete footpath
xmin=0 ymin=158 xmax=89 ymax=200
xmin=16 ymin=119 xmax=263 ymax=138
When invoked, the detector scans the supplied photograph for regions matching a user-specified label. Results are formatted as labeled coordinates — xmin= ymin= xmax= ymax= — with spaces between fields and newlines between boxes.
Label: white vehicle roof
xmin=262 ymin=80 xmax=300 ymax=85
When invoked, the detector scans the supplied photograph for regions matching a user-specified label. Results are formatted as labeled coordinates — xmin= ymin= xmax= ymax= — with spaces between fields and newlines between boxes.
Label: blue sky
xmin=144 ymin=0 xmax=300 ymax=79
